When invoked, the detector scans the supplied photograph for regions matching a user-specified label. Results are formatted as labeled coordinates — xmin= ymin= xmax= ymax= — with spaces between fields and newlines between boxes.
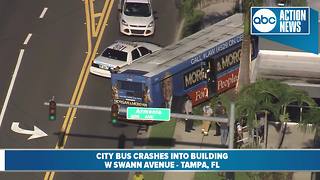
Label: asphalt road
xmin=0 ymin=0 xmax=180 ymax=180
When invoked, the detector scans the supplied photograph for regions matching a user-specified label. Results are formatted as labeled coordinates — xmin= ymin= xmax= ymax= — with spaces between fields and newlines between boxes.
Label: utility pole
xmin=226 ymin=103 xmax=235 ymax=180
xmin=228 ymin=103 xmax=235 ymax=149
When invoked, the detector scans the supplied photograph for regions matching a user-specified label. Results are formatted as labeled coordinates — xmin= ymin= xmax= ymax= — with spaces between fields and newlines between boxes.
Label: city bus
xmin=111 ymin=13 xmax=259 ymax=124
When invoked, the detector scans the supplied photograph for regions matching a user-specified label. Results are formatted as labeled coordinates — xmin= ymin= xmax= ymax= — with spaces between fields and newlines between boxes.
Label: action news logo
xmin=251 ymin=7 xmax=310 ymax=35
xmin=252 ymin=9 xmax=277 ymax=33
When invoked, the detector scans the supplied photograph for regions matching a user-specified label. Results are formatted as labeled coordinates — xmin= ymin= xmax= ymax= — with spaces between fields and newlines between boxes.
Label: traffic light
xmin=111 ymin=104 xmax=119 ymax=124
xmin=49 ymin=100 xmax=56 ymax=120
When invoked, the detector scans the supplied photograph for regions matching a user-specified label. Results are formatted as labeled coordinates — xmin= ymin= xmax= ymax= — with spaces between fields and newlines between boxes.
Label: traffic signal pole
xmin=48 ymin=97 xmax=57 ymax=121
xmin=44 ymin=102 xmax=235 ymax=150
xmin=43 ymin=102 xmax=229 ymax=123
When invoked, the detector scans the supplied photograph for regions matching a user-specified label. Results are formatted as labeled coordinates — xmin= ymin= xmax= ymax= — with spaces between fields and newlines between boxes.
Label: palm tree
xmin=265 ymin=82 xmax=316 ymax=148
xmin=301 ymin=108 xmax=320 ymax=180
xmin=238 ymin=79 xmax=318 ymax=148
xmin=236 ymin=80 xmax=279 ymax=146
xmin=236 ymin=0 xmax=263 ymax=93
xmin=300 ymin=106 xmax=320 ymax=147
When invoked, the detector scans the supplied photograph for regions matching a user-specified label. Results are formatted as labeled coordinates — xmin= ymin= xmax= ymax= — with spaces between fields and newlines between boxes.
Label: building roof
xmin=253 ymin=50 xmax=320 ymax=80
xmin=119 ymin=13 xmax=244 ymax=77
xmin=252 ymin=50 xmax=320 ymax=98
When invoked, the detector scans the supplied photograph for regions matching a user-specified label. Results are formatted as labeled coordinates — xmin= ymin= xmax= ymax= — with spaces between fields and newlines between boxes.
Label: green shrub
xmin=143 ymin=172 xmax=164 ymax=180
xmin=180 ymin=0 xmax=204 ymax=37
xmin=182 ymin=9 xmax=204 ymax=37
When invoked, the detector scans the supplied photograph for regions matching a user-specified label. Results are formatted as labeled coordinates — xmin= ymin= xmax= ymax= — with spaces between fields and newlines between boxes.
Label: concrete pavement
xmin=163 ymin=120 xmax=226 ymax=180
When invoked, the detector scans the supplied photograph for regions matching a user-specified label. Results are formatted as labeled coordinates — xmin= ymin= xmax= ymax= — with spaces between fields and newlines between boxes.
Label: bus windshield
xmin=118 ymin=80 xmax=143 ymax=99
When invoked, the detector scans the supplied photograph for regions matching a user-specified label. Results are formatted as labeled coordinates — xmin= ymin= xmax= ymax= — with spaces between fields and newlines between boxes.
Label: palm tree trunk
xmin=277 ymin=106 xmax=287 ymax=149
xmin=264 ymin=111 xmax=268 ymax=148
xmin=277 ymin=122 xmax=287 ymax=149
xmin=255 ymin=128 xmax=260 ymax=145
xmin=236 ymin=7 xmax=252 ymax=93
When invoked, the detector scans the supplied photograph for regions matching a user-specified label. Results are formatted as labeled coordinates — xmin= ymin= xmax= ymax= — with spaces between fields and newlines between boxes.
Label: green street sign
xmin=127 ymin=107 xmax=171 ymax=121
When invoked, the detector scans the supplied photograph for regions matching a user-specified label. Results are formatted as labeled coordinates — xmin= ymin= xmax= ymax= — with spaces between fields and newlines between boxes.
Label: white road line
xmin=0 ymin=49 xmax=25 ymax=127
xmin=39 ymin=7 xmax=48 ymax=19
xmin=23 ymin=33 xmax=32 ymax=45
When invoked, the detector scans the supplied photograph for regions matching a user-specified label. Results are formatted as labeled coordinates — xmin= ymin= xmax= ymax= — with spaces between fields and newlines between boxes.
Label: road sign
xmin=127 ymin=107 xmax=170 ymax=121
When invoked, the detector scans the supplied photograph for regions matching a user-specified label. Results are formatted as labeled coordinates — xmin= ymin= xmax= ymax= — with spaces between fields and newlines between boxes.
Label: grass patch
xmin=182 ymin=9 xmax=205 ymax=37
xmin=149 ymin=119 xmax=176 ymax=140
xmin=142 ymin=120 xmax=177 ymax=180
xmin=142 ymin=172 xmax=164 ymax=180
xmin=194 ymin=172 xmax=224 ymax=180
xmin=194 ymin=172 xmax=251 ymax=180
xmin=180 ymin=0 xmax=205 ymax=38
xmin=147 ymin=119 xmax=176 ymax=148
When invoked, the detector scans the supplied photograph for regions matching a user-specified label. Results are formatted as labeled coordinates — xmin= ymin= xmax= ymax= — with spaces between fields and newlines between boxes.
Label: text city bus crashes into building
xmin=110 ymin=14 xmax=258 ymax=124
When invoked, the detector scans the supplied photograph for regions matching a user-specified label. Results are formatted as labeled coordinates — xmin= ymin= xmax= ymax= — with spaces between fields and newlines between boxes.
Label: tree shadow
xmin=202 ymin=10 xmax=235 ymax=28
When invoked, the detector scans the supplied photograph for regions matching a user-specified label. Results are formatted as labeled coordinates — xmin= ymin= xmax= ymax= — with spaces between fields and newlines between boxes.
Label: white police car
xmin=90 ymin=41 xmax=161 ymax=78
xmin=119 ymin=0 xmax=155 ymax=36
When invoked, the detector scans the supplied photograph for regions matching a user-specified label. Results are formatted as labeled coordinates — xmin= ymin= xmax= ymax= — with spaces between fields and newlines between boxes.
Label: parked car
xmin=118 ymin=0 xmax=155 ymax=36
xmin=90 ymin=40 xmax=161 ymax=78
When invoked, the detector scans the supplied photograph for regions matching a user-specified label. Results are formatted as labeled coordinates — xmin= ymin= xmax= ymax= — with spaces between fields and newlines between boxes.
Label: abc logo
xmin=252 ymin=9 xmax=277 ymax=33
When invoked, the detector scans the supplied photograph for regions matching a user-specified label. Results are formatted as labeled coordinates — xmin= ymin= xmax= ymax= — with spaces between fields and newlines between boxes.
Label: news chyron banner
xmin=1 ymin=149 xmax=320 ymax=171
xmin=251 ymin=7 xmax=318 ymax=54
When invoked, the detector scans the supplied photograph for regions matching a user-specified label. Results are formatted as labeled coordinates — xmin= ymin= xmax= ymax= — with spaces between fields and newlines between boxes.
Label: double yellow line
xmin=44 ymin=0 xmax=114 ymax=179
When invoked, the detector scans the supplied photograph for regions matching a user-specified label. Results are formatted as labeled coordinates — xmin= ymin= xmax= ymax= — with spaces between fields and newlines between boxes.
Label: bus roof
xmin=118 ymin=13 xmax=244 ymax=78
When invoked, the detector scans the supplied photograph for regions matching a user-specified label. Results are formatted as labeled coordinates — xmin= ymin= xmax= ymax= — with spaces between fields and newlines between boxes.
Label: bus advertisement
xmin=110 ymin=14 xmax=259 ymax=124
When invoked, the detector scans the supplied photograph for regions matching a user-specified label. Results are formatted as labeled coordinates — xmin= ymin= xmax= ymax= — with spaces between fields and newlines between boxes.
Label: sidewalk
xmin=164 ymin=1 xmax=236 ymax=179
xmin=163 ymin=121 xmax=226 ymax=180
xmin=167 ymin=1 xmax=236 ymax=180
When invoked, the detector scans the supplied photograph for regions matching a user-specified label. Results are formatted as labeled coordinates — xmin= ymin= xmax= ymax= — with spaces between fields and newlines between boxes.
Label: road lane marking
xmin=11 ymin=122 xmax=48 ymax=140
xmin=89 ymin=0 xmax=96 ymax=36
xmin=61 ymin=0 xmax=114 ymax=148
xmin=23 ymin=33 xmax=32 ymax=45
xmin=39 ymin=7 xmax=48 ymax=19
xmin=89 ymin=0 xmax=109 ymax=37
xmin=44 ymin=0 xmax=113 ymax=179
xmin=44 ymin=1 xmax=113 ymax=179
xmin=94 ymin=0 xmax=110 ymax=36
xmin=0 ymin=49 xmax=25 ymax=127
xmin=55 ymin=0 xmax=95 ymax=149
xmin=43 ymin=0 xmax=94 ymax=176
xmin=56 ymin=0 xmax=113 ymax=149
xmin=94 ymin=13 xmax=102 ymax=17
xmin=44 ymin=0 xmax=103 ymax=179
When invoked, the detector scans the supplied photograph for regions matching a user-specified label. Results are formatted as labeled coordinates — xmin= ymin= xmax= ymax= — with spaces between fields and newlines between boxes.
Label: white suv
xmin=119 ymin=0 xmax=155 ymax=36
xmin=90 ymin=40 xmax=161 ymax=78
